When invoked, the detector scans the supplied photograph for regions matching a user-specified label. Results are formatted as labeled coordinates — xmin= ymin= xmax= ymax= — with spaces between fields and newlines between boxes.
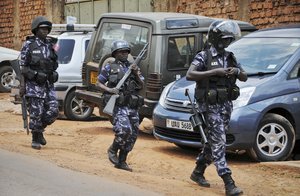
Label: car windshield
xmin=56 ymin=39 xmax=75 ymax=64
xmin=92 ymin=22 xmax=149 ymax=62
xmin=227 ymin=37 xmax=300 ymax=74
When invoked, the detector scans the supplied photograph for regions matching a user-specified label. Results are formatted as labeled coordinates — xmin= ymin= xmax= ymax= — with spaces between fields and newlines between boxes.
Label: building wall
xmin=248 ymin=0 xmax=300 ymax=28
xmin=157 ymin=0 xmax=300 ymax=29
xmin=0 ymin=0 xmax=16 ymax=49
xmin=1 ymin=0 xmax=300 ymax=50
xmin=0 ymin=0 xmax=64 ymax=50
xmin=65 ymin=0 xmax=153 ymax=24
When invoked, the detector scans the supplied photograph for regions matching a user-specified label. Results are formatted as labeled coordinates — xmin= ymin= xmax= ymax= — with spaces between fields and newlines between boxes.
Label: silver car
xmin=153 ymin=25 xmax=300 ymax=162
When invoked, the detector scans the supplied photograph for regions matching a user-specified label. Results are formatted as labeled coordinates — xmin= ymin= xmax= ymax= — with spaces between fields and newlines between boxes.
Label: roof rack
xmin=50 ymin=24 xmax=96 ymax=35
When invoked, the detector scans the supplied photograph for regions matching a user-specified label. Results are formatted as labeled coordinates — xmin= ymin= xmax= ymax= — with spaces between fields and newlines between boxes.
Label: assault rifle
xmin=103 ymin=43 xmax=149 ymax=116
xmin=10 ymin=59 xmax=29 ymax=135
xmin=185 ymin=89 xmax=208 ymax=144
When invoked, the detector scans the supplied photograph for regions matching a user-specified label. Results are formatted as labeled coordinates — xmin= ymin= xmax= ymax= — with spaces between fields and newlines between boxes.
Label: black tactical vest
xmin=195 ymin=50 xmax=240 ymax=104
xmin=28 ymin=37 xmax=58 ymax=73
xmin=107 ymin=61 xmax=140 ymax=95
xmin=105 ymin=61 xmax=144 ymax=108
xmin=107 ymin=62 xmax=126 ymax=88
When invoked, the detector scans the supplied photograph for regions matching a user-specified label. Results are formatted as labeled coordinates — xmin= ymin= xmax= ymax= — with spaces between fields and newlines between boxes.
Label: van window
xmin=56 ymin=39 xmax=75 ymax=64
xmin=167 ymin=36 xmax=195 ymax=70
xmin=92 ymin=22 xmax=149 ymax=63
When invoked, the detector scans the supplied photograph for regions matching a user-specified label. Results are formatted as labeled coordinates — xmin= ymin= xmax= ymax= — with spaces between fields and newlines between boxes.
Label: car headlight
xmin=158 ymin=81 xmax=175 ymax=108
xmin=233 ymin=86 xmax=256 ymax=109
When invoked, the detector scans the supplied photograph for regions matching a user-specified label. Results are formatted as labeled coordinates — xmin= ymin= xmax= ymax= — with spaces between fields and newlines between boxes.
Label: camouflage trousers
xmin=27 ymin=92 xmax=59 ymax=132
xmin=112 ymin=106 xmax=140 ymax=152
xmin=196 ymin=101 xmax=233 ymax=177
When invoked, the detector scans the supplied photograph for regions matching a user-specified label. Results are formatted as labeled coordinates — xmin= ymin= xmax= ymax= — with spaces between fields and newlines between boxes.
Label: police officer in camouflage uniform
xmin=186 ymin=20 xmax=247 ymax=196
xmin=20 ymin=16 xmax=59 ymax=150
xmin=97 ymin=40 xmax=144 ymax=172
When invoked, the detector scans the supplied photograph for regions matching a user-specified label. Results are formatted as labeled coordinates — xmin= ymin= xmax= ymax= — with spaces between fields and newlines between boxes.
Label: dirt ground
xmin=0 ymin=93 xmax=299 ymax=196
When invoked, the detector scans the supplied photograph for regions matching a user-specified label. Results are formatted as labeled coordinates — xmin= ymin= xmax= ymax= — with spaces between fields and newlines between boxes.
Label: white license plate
xmin=166 ymin=119 xmax=193 ymax=132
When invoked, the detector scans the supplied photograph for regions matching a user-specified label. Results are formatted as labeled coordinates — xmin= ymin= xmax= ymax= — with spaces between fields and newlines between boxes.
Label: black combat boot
xmin=38 ymin=132 xmax=47 ymax=146
xmin=190 ymin=163 xmax=210 ymax=187
xmin=221 ymin=173 xmax=243 ymax=196
xmin=31 ymin=132 xmax=41 ymax=150
xmin=115 ymin=150 xmax=132 ymax=172
xmin=107 ymin=141 xmax=119 ymax=165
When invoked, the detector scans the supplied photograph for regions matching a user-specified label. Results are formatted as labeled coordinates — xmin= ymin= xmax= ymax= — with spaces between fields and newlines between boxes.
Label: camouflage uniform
xmin=192 ymin=46 xmax=242 ymax=176
xmin=188 ymin=20 xmax=245 ymax=196
xmin=98 ymin=60 xmax=144 ymax=152
xmin=20 ymin=37 xmax=59 ymax=132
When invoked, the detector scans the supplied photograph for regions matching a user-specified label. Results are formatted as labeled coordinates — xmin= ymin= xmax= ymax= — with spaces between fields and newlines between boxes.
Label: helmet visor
xmin=214 ymin=21 xmax=241 ymax=40
xmin=111 ymin=40 xmax=131 ymax=54
xmin=39 ymin=24 xmax=51 ymax=28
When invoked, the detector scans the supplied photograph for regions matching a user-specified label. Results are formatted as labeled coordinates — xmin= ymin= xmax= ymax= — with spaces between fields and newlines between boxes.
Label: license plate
xmin=166 ymin=119 xmax=193 ymax=132
xmin=90 ymin=71 xmax=98 ymax=84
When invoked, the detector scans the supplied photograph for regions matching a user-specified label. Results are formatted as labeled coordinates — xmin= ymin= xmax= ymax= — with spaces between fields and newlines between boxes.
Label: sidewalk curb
xmin=261 ymin=161 xmax=300 ymax=169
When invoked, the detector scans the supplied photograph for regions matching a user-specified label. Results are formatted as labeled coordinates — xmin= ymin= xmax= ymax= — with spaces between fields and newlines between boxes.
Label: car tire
xmin=0 ymin=65 xmax=13 ymax=92
xmin=247 ymin=113 xmax=295 ymax=162
xmin=64 ymin=90 xmax=94 ymax=121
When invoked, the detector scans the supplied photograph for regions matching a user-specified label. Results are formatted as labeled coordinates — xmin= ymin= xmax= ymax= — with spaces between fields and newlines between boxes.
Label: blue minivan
xmin=153 ymin=25 xmax=300 ymax=162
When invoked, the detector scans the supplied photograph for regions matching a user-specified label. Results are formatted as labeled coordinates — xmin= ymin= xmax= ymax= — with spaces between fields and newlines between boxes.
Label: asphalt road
xmin=0 ymin=149 xmax=162 ymax=196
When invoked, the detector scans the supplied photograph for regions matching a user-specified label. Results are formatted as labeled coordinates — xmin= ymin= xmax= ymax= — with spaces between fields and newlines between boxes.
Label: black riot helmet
xmin=207 ymin=20 xmax=241 ymax=50
xmin=111 ymin=40 xmax=131 ymax=57
xmin=31 ymin=16 xmax=52 ymax=35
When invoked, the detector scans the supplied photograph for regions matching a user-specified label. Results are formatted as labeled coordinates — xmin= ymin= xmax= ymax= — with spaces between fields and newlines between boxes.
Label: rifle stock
xmin=185 ymin=89 xmax=208 ymax=144
xmin=102 ymin=43 xmax=148 ymax=116
xmin=103 ymin=94 xmax=119 ymax=116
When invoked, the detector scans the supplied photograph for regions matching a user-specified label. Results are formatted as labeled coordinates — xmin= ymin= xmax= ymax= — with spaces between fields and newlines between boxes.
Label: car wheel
xmin=247 ymin=113 xmax=295 ymax=162
xmin=64 ymin=90 xmax=94 ymax=121
xmin=0 ymin=65 xmax=13 ymax=92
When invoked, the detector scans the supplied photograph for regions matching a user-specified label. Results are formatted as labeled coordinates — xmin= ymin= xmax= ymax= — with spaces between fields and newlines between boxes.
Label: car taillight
xmin=146 ymin=73 xmax=162 ymax=100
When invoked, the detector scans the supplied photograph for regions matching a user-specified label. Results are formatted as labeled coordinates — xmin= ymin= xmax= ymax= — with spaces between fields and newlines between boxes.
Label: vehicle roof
xmin=51 ymin=24 xmax=95 ymax=33
xmin=99 ymin=12 xmax=256 ymax=34
xmin=54 ymin=31 xmax=92 ymax=38
xmin=49 ymin=32 xmax=92 ymax=39
xmin=101 ymin=12 xmax=210 ymax=23
xmin=244 ymin=25 xmax=300 ymax=38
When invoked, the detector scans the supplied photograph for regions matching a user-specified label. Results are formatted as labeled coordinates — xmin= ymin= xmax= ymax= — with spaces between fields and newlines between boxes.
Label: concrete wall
xmin=64 ymin=0 xmax=153 ymax=24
